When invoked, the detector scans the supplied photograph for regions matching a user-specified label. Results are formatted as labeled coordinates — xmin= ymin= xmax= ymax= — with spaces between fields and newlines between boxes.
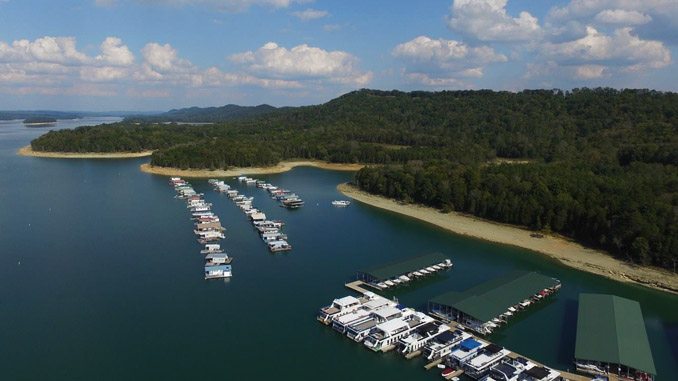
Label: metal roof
xmin=429 ymin=271 xmax=559 ymax=322
xmin=358 ymin=253 xmax=449 ymax=281
xmin=574 ymin=293 xmax=656 ymax=375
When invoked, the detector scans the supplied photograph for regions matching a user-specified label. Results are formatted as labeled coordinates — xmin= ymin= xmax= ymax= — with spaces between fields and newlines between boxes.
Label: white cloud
xmin=447 ymin=0 xmax=541 ymax=42
xmin=292 ymin=8 xmax=328 ymax=21
xmin=594 ymin=9 xmax=651 ymax=25
xmin=96 ymin=37 xmax=135 ymax=66
xmin=574 ymin=64 xmax=606 ymax=79
xmin=231 ymin=42 xmax=372 ymax=86
xmin=130 ymin=0 xmax=309 ymax=12
xmin=80 ymin=66 xmax=128 ymax=82
xmin=392 ymin=36 xmax=506 ymax=86
xmin=0 ymin=36 xmax=89 ymax=64
xmin=141 ymin=42 xmax=192 ymax=72
xmin=0 ymin=34 xmax=363 ymax=100
xmin=543 ymin=26 xmax=670 ymax=70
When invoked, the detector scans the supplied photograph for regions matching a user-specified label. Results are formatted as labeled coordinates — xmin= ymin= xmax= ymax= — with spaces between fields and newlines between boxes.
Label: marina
xmin=218 ymin=177 xmax=294 ymax=253
xmin=3 ymin=120 xmax=675 ymax=381
xmin=319 ymin=254 xmax=653 ymax=381
xmin=170 ymin=177 xmax=231 ymax=279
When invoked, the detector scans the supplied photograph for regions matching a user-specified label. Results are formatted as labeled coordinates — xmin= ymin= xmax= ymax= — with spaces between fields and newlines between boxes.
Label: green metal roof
xmin=574 ymin=293 xmax=656 ymax=375
xmin=429 ymin=271 xmax=559 ymax=322
xmin=358 ymin=253 xmax=449 ymax=281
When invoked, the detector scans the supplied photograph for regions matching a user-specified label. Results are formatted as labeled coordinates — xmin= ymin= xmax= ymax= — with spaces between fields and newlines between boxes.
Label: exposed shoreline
xmin=140 ymin=161 xmax=365 ymax=177
xmin=338 ymin=183 xmax=678 ymax=295
xmin=18 ymin=145 xmax=154 ymax=159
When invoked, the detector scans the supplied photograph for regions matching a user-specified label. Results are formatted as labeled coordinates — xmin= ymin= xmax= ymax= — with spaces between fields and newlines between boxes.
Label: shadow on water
xmin=557 ymin=299 xmax=579 ymax=366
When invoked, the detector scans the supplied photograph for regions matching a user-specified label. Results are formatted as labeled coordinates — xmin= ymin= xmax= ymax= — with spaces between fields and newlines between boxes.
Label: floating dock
xmin=428 ymin=271 xmax=560 ymax=335
xmin=356 ymin=252 xmax=452 ymax=290
xmin=574 ymin=294 xmax=656 ymax=381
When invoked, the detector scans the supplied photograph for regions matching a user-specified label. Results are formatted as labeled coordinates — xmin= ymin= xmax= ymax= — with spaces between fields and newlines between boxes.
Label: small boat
xmin=384 ymin=280 xmax=395 ymax=287
xmin=441 ymin=367 xmax=456 ymax=378
xmin=331 ymin=200 xmax=351 ymax=207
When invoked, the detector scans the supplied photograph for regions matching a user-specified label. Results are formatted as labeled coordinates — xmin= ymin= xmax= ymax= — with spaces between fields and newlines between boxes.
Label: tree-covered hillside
xmin=30 ymin=88 xmax=678 ymax=269
xmin=124 ymin=104 xmax=277 ymax=123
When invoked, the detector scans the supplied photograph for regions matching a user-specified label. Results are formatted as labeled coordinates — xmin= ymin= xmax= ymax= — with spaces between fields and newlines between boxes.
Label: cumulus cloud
xmin=447 ymin=0 xmax=541 ymax=42
xmin=594 ymin=9 xmax=651 ymax=25
xmin=0 ymin=34 xmax=365 ymax=100
xmin=542 ymin=26 xmax=670 ymax=71
xmin=231 ymin=42 xmax=372 ymax=86
xmin=292 ymin=8 xmax=328 ymax=21
xmin=96 ymin=37 xmax=135 ymax=66
xmin=392 ymin=36 xmax=507 ymax=86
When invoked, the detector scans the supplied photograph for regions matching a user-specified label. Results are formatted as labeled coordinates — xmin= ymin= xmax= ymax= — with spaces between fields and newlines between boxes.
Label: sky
xmin=1 ymin=0 xmax=677 ymax=111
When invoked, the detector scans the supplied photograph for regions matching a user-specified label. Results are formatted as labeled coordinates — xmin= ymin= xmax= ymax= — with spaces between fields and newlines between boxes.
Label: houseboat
xmin=398 ymin=320 xmax=450 ymax=355
xmin=423 ymin=329 xmax=471 ymax=361
xmin=461 ymin=343 xmax=510 ymax=379
xmin=317 ymin=295 xmax=363 ymax=324
xmin=346 ymin=306 xmax=410 ymax=342
xmin=205 ymin=252 xmax=232 ymax=265
xmin=204 ymin=264 xmax=231 ymax=279
xmin=363 ymin=312 xmax=435 ymax=352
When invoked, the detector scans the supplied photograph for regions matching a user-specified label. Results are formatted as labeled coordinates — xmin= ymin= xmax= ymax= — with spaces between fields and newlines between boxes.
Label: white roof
xmin=372 ymin=306 xmax=401 ymax=319
xmin=362 ymin=298 xmax=393 ymax=310
xmin=335 ymin=309 xmax=370 ymax=324
xmin=376 ymin=318 xmax=408 ymax=334
xmin=335 ymin=296 xmax=360 ymax=307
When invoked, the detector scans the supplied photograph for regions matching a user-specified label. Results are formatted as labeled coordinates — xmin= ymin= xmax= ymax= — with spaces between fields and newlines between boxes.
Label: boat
xmin=281 ymin=197 xmax=305 ymax=209
xmin=201 ymin=243 xmax=223 ymax=254
xmin=204 ymin=264 xmax=232 ymax=279
xmin=345 ymin=307 xmax=411 ymax=342
xmin=363 ymin=312 xmax=435 ymax=352
xmin=268 ymin=240 xmax=292 ymax=252
xmin=331 ymin=200 xmax=351 ymax=207
xmin=423 ymin=330 xmax=470 ymax=361
xmin=317 ymin=296 xmax=363 ymax=324
xmin=473 ymin=345 xmax=507 ymax=372
xmin=205 ymin=252 xmax=232 ymax=265
xmin=398 ymin=321 xmax=450 ymax=355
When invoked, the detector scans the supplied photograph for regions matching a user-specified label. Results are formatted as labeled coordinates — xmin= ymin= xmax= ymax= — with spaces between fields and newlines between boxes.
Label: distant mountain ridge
xmin=125 ymin=104 xmax=278 ymax=123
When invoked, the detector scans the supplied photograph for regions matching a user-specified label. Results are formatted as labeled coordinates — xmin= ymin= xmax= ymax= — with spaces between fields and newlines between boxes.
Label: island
xmin=25 ymin=88 xmax=678 ymax=293
xmin=23 ymin=117 xmax=57 ymax=126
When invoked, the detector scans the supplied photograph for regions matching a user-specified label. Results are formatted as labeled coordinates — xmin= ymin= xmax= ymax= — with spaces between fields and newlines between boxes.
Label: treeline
xmin=29 ymin=88 xmax=678 ymax=269
xmin=355 ymin=161 xmax=676 ymax=268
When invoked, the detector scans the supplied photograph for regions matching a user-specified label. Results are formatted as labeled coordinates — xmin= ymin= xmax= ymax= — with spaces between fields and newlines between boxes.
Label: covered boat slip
xmin=356 ymin=252 xmax=451 ymax=286
xmin=574 ymin=294 xmax=656 ymax=380
xmin=427 ymin=271 xmax=560 ymax=331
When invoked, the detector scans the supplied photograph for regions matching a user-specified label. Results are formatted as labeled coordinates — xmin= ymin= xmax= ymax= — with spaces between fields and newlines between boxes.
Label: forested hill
xmin=30 ymin=88 xmax=678 ymax=269
xmin=124 ymin=104 xmax=277 ymax=123
xmin=0 ymin=111 xmax=80 ymax=121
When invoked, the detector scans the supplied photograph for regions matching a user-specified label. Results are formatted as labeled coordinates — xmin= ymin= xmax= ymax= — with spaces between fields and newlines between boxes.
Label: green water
xmin=0 ymin=119 xmax=676 ymax=380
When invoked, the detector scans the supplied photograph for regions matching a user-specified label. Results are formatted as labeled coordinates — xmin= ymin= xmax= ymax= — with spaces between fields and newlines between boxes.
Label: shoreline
xmin=18 ymin=145 xmax=154 ymax=159
xmin=338 ymin=183 xmax=678 ymax=295
xmin=140 ymin=161 xmax=365 ymax=177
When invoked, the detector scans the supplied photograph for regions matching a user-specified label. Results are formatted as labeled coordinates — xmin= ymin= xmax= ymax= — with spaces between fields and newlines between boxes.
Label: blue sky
xmin=1 ymin=0 xmax=677 ymax=111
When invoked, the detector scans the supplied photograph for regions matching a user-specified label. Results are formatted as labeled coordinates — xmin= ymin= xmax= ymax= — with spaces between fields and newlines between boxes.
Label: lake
xmin=0 ymin=118 xmax=676 ymax=380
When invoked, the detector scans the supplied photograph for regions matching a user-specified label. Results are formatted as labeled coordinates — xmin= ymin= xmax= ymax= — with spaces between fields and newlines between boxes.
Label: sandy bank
xmin=18 ymin=145 xmax=154 ymax=159
xmin=140 ymin=161 xmax=365 ymax=177
xmin=338 ymin=183 xmax=678 ymax=294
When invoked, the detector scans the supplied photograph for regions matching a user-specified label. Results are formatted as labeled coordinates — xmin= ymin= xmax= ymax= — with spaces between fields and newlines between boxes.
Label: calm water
xmin=1 ymin=118 xmax=676 ymax=380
